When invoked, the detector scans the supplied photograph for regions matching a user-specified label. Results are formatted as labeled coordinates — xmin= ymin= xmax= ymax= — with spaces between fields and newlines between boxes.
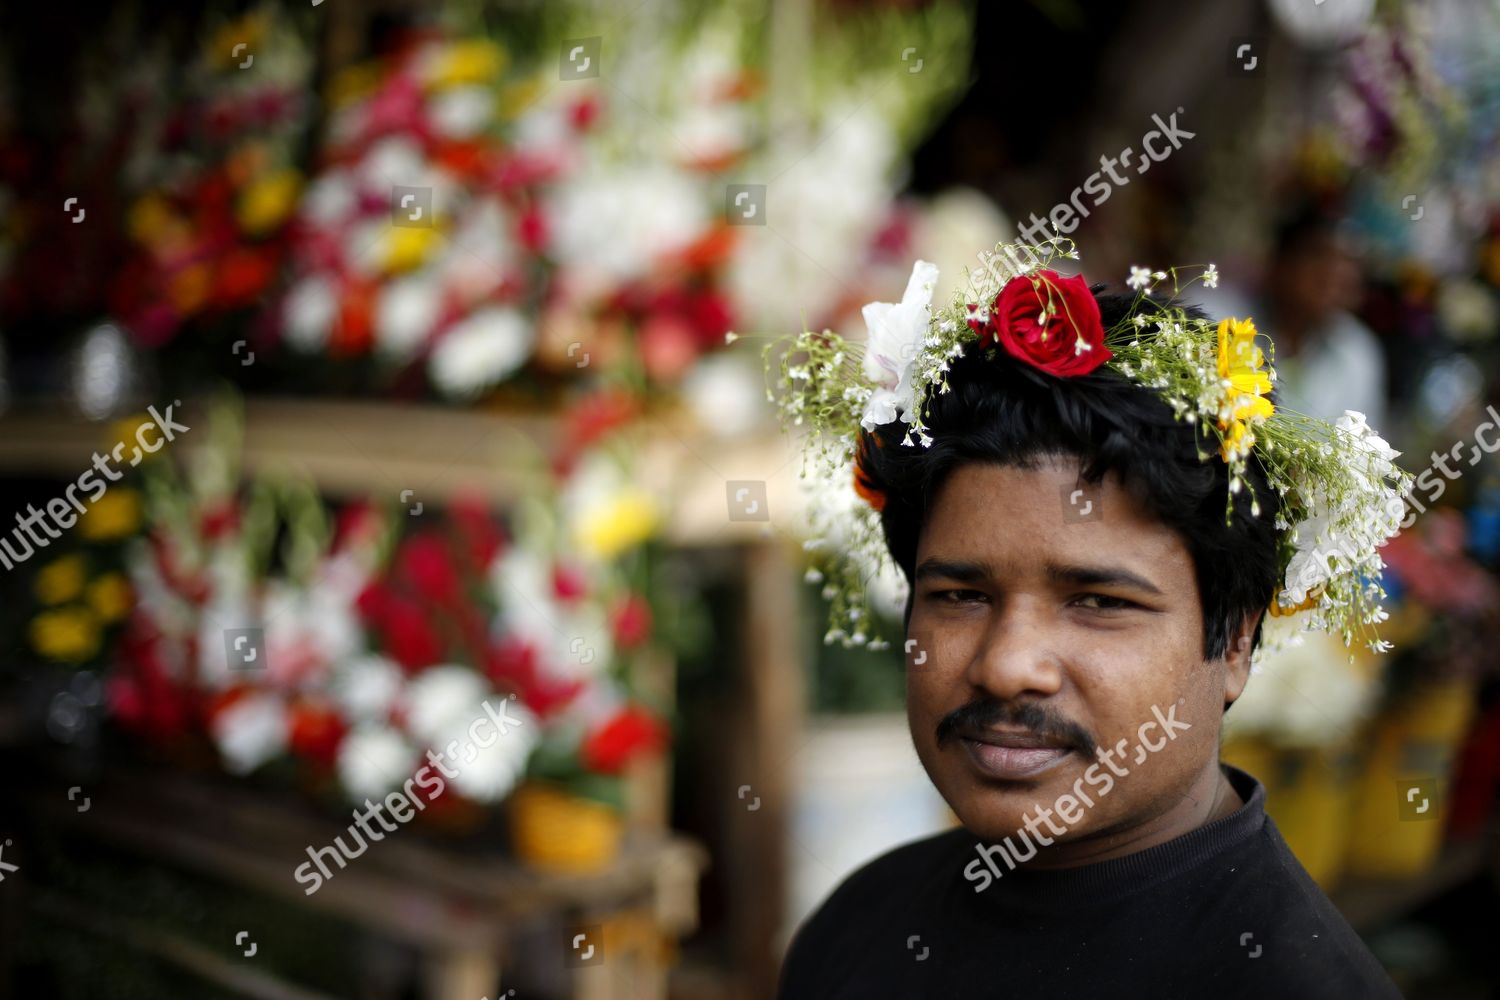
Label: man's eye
xmin=930 ymin=589 xmax=987 ymax=604
xmin=1073 ymin=593 xmax=1135 ymax=610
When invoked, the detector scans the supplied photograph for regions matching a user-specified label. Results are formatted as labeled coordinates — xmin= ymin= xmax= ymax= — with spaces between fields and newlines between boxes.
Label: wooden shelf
xmin=0 ymin=397 xmax=807 ymax=546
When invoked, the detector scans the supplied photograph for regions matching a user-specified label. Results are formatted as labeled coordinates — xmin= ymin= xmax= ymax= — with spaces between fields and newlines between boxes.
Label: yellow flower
xmin=80 ymin=489 xmax=143 ymax=541
xmin=1216 ymin=317 xmax=1273 ymax=461
xmin=35 ymin=556 xmax=87 ymax=604
xmin=1216 ymin=317 xmax=1274 ymax=422
xmin=87 ymin=573 xmax=134 ymax=624
xmin=381 ymin=225 xmax=442 ymax=273
xmin=425 ymin=39 xmax=507 ymax=90
xmin=329 ymin=62 xmax=383 ymax=110
xmin=1268 ymin=584 xmax=1324 ymax=618
xmin=573 ymin=491 xmax=660 ymax=560
xmin=237 ymin=168 xmax=303 ymax=236
xmin=30 ymin=607 xmax=101 ymax=663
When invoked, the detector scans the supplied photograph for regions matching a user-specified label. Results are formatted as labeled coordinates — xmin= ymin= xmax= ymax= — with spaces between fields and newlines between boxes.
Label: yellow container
xmin=508 ymin=782 xmax=623 ymax=873
xmin=1344 ymin=678 xmax=1479 ymax=879
xmin=1221 ymin=737 xmax=1358 ymax=889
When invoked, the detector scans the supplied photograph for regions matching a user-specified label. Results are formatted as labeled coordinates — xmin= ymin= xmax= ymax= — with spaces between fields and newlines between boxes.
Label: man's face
xmin=905 ymin=457 xmax=1240 ymax=847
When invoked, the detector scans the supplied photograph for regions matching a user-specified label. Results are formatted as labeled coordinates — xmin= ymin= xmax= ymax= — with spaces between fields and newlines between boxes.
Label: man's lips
xmin=958 ymin=728 xmax=1074 ymax=780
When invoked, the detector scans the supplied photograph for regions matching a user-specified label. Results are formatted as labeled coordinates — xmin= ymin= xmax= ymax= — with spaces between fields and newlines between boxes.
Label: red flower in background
xmin=358 ymin=585 xmax=445 ymax=672
xmin=398 ymin=532 xmax=463 ymax=604
xmin=449 ymin=495 xmax=506 ymax=572
xmin=581 ymin=705 xmax=666 ymax=775
xmin=288 ymin=698 xmax=348 ymax=766
xmin=610 ymin=593 xmax=652 ymax=649
xmin=485 ymin=637 xmax=584 ymax=718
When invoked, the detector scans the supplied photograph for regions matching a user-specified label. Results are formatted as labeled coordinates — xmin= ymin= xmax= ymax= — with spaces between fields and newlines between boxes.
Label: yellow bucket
xmin=1344 ymin=678 xmax=1478 ymax=879
xmin=1222 ymin=737 xmax=1358 ymax=889
xmin=508 ymin=782 xmax=623 ymax=873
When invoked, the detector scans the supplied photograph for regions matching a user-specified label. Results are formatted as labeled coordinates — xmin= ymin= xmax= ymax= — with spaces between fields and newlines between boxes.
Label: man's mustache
xmin=936 ymin=697 xmax=1097 ymax=755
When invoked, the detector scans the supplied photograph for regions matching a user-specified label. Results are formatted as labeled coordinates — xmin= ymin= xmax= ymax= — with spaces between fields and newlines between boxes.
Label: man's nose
xmin=963 ymin=603 xmax=1065 ymax=702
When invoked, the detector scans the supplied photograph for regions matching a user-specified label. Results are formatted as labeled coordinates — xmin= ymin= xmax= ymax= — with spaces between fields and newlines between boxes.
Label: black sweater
xmin=778 ymin=765 xmax=1403 ymax=999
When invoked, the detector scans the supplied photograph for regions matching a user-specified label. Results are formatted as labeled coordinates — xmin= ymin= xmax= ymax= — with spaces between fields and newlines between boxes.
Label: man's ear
xmin=1221 ymin=612 xmax=1261 ymax=710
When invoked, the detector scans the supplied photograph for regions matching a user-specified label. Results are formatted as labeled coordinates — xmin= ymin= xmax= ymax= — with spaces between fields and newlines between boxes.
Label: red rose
xmin=981 ymin=270 xmax=1111 ymax=377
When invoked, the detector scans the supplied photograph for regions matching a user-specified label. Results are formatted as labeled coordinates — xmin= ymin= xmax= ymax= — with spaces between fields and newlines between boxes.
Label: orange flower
xmin=853 ymin=434 xmax=886 ymax=511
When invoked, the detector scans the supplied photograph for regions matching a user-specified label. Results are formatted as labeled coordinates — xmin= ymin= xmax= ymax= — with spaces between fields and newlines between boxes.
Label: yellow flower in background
xmin=209 ymin=11 xmax=268 ymax=71
xmin=30 ymin=607 xmax=101 ymax=663
xmin=328 ymin=62 xmax=383 ymax=110
xmin=381 ymin=225 xmax=443 ymax=273
xmin=237 ymin=167 xmax=303 ymax=236
xmin=169 ymin=261 xmax=214 ymax=315
xmin=128 ymin=193 xmax=176 ymax=246
xmin=573 ymin=491 xmax=660 ymax=560
xmin=35 ymin=556 xmax=87 ymax=605
xmin=499 ymin=77 xmax=546 ymax=120
xmin=426 ymin=39 xmax=507 ymax=89
xmin=80 ymin=489 xmax=143 ymax=542
xmin=87 ymin=573 xmax=134 ymax=624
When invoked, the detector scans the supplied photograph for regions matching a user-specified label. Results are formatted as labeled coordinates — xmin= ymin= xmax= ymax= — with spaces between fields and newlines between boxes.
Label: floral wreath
xmin=760 ymin=237 xmax=1412 ymax=661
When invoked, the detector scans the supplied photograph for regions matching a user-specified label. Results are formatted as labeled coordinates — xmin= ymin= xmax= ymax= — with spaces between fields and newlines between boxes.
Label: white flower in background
xmin=1127 ymin=265 xmax=1153 ymax=290
xmin=681 ymin=353 xmax=771 ymax=437
xmin=1203 ymin=263 xmax=1220 ymax=289
xmin=727 ymin=101 xmax=897 ymax=330
xmin=375 ymin=272 xmax=444 ymax=362
xmin=1225 ymin=616 xmax=1379 ymax=746
xmin=283 ymin=275 xmax=338 ymax=351
xmin=428 ymin=306 xmax=536 ymax=399
xmin=300 ymin=170 xmax=357 ymax=229
xmin=860 ymin=259 xmax=938 ymax=430
xmin=338 ymin=723 xmax=417 ymax=801
xmin=548 ymin=164 xmax=709 ymax=291
xmin=491 ymin=546 xmax=612 ymax=683
xmin=211 ymin=692 xmax=289 ymax=775
xmin=430 ymin=84 xmax=494 ymax=139
xmin=330 ymin=655 xmax=404 ymax=723
xmin=357 ymin=136 xmax=427 ymax=196
xmin=441 ymin=197 xmax=517 ymax=305
xmin=405 ymin=665 xmax=489 ymax=746
xmin=441 ymin=698 xmax=539 ymax=803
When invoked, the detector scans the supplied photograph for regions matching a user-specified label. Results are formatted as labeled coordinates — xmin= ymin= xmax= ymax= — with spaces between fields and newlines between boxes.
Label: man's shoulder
xmin=807 ymin=825 xmax=970 ymax=920
xmin=781 ymin=827 xmax=969 ymax=966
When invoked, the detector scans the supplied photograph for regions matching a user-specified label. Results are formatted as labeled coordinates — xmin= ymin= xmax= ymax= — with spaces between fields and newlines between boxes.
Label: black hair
xmin=857 ymin=289 xmax=1280 ymax=661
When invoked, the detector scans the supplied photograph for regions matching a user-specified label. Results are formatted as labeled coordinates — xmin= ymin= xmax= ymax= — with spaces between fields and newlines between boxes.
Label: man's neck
xmin=1021 ymin=759 xmax=1242 ymax=870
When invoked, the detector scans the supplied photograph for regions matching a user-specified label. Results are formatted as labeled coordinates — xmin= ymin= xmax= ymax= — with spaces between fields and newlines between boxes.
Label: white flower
xmin=375 ymin=272 xmax=444 ymax=362
xmin=443 ymin=698 xmax=539 ymax=803
xmin=405 ymin=665 xmax=489 ymax=746
xmin=1203 ymin=263 xmax=1220 ymax=289
xmin=859 ymin=260 xmax=939 ymax=431
xmin=428 ymin=307 xmax=535 ymax=399
xmin=338 ymin=724 xmax=417 ymax=801
xmin=283 ymin=276 xmax=338 ymax=352
xmin=211 ymin=693 xmax=288 ymax=775
xmin=330 ymin=655 xmax=404 ymax=722
xmin=1127 ymin=265 xmax=1153 ymax=290
xmin=430 ymin=85 xmax=494 ymax=139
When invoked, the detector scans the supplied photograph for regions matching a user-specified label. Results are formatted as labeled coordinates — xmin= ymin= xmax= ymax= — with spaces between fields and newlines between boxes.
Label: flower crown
xmin=762 ymin=237 xmax=1412 ymax=660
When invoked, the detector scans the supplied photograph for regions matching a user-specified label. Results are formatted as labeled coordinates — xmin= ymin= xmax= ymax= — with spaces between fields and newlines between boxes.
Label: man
xmin=776 ymin=279 xmax=1404 ymax=999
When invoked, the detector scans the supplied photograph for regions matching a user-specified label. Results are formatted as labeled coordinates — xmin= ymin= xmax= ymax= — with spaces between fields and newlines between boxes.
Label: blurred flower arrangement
xmin=105 ymin=396 xmax=673 ymax=817
xmin=109 ymin=5 xmax=314 ymax=354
